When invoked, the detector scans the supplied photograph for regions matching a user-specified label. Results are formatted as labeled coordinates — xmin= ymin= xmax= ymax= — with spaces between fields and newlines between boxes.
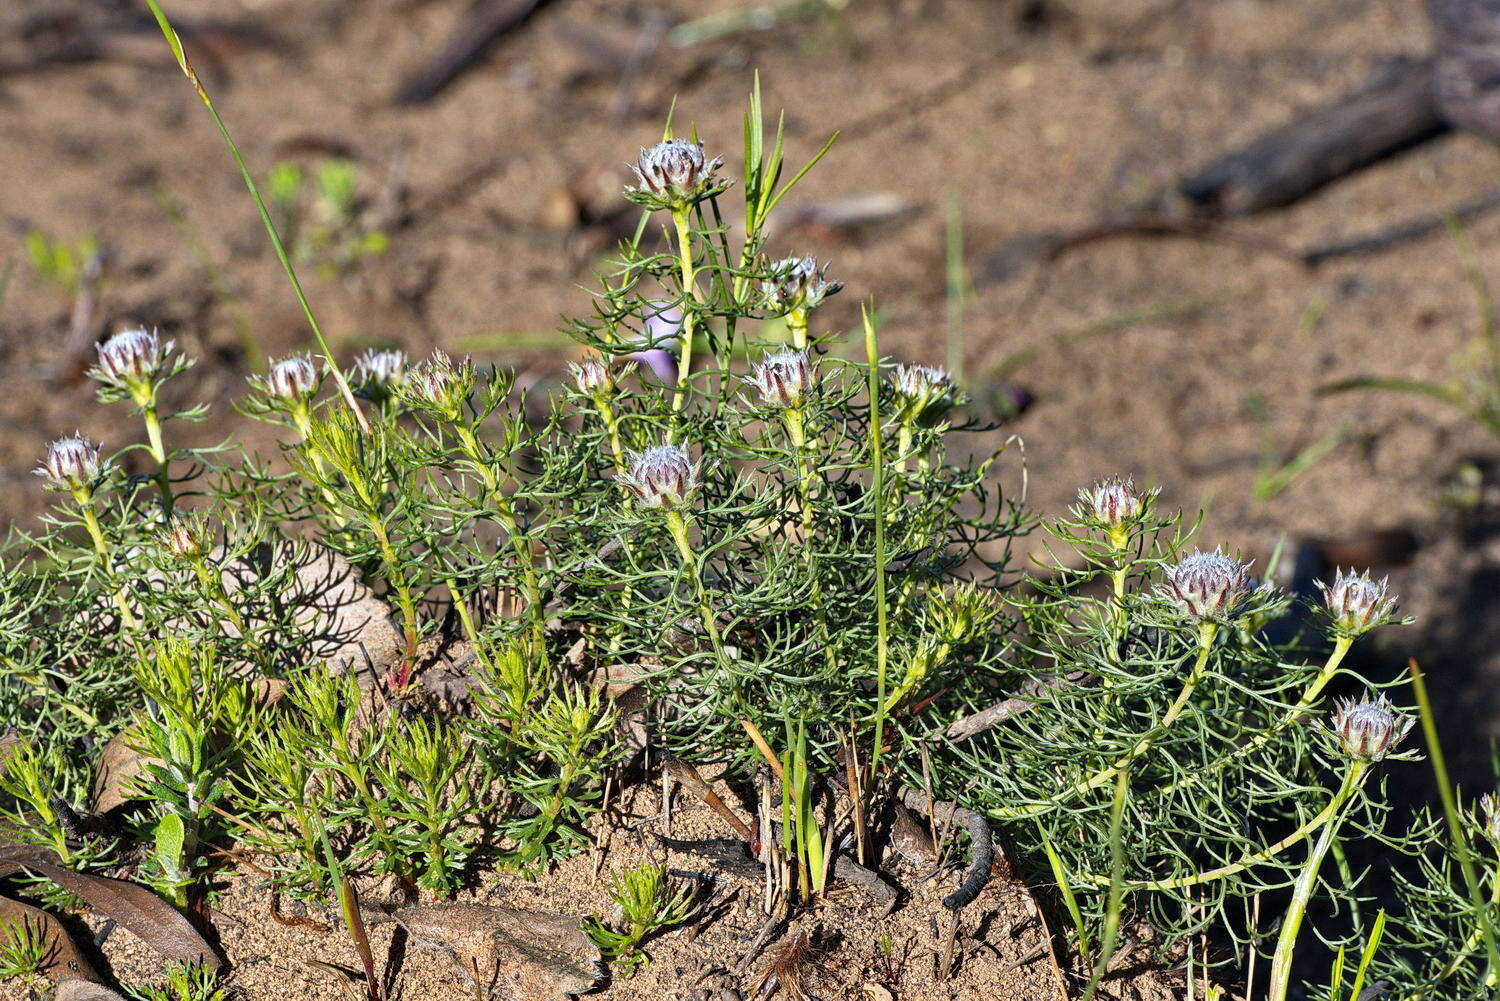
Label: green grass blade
xmin=1042 ymin=835 xmax=1093 ymax=969
xmin=140 ymin=0 xmax=367 ymax=432
xmin=1410 ymin=659 xmax=1500 ymax=984
xmin=1082 ymin=768 xmax=1130 ymax=1001
xmin=1348 ymin=909 xmax=1387 ymax=1001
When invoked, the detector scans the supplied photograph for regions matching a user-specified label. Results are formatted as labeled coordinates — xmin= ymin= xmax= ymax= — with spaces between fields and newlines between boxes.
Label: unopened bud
xmin=263 ymin=356 xmax=320 ymax=405
xmin=747 ymin=350 xmax=814 ymax=409
xmin=408 ymin=350 xmax=474 ymax=417
xmin=1316 ymin=569 xmax=1398 ymax=638
xmin=622 ymin=445 xmax=699 ymax=511
xmin=353 ymin=349 xmax=406 ymax=402
xmin=929 ymin=582 xmax=1002 ymax=645
xmin=89 ymin=327 xmax=181 ymax=401
xmin=1479 ymin=792 xmax=1500 ymax=850
xmin=761 ymin=256 xmax=842 ymax=313
xmin=162 ymin=519 xmax=209 ymax=561
xmin=569 ymin=355 xmax=634 ymax=399
xmin=1077 ymin=477 xmax=1152 ymax=529
xmin=1330 ymin=693 xmax=1411 ymax=762
xmin=891 ymin=363 xmax=961 ymax=426
xmin=36 ymin=435 xmax=103 ymax=494
xmin=626 ymin=139 xmax=727 ymax=209
xmin=1161 ymin=548 xmax=1253 ymax=622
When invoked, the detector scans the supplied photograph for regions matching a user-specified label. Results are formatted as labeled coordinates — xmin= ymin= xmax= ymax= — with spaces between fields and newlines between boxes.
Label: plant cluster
xmin=0 ymin=70 xmax=1495 ymax=1001
xmin=939 ymin=480 xmax=1497 ymax=999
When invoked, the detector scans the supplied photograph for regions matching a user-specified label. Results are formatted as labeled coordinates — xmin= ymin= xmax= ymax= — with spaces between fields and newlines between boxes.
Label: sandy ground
xmin=5 ymin=0 xmax=1500 ymax=996
xmin=86 ymin=781 xmax=1178 ymax=1001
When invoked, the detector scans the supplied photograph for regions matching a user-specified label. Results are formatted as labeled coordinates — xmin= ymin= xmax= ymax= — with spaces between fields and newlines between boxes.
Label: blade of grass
xmin=1409 ymin=658 xmax=1500 ymax=987
xmin=864 ymin=305 xmax=890 ymax=789
xmin=1042 ymin=835 xmax=1094 ymax=971
xmin=320 ymin=823 xmax=381 ymax=1001
xmin=945 ymin=187 xmax=968 ymax=383
xmin=140 ymin=0 xmax=368 ymax=433
xmin=1348 ymin=909 xmax=1386 ymax=1001
xmin=1081 ymin=768 xmax=1129 ymax=1001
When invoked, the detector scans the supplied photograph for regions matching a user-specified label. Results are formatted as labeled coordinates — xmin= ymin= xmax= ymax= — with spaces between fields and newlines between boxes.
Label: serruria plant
xmin=0 ymin=63 xmax=1491 ymax=1000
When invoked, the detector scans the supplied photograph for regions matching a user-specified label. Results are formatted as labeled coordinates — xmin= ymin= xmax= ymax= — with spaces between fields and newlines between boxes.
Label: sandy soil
xmin=87 ymin=781 xmax=1177 ymax=1001
xmin=5 ymin=0 xmax=1500 ymax=996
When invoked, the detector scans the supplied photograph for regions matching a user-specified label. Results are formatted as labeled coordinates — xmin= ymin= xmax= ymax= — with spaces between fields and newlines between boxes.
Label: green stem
xmin=669 ymin=209 xmax=698 ymax=425
xmin=455 ymin=425 xmax=545 ymax=645
xmin=141 ymin=0 xmax=368 ymax=434
xmin=1406 ymin=867 xmax=1500 ymax=998
xmin=142 ymin=403 xmax=173 ymax=512
xmin=788 ymin=308 xmax=809 ymax=350
xmin=447 ymin=578 xmax=494 ymax=675
xmin=864 ymin=309 xmax=891 ymax=788
xmin=594 ymin=397 xmax=630 ymax=474
xmin=664 ymin=511 xmax=727 ymax=659
xmin=895 ymin=422 xmax=912 ymax=477
xmin=191 ymin=559 xmax=267 ymax=664
xmin=1410 ymin=658 xmax=1500 ymax=984
xmin=78 ymin=500 xmax=139 ymax=630
xmin=995 ymin=623 xmax=1217 ymax=820
xmin=1269 ymin=771 xmax=1359 ymax=1001
xmin=784 ymin=408 xmax=835 ymax=669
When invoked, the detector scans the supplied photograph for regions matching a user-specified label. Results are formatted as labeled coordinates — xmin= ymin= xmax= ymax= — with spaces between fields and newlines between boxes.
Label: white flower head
xmin=1316 ymin=569 xmax=1399 ymax=639
xmin=1076 ymin=477 xmax=1154 ymax=529
xmin=89 ymin=327 xmax=184 ymax=401
xmin=621 ymin=444 xmax=700 ymax=511
xmin=1479 ymin=792 xmax=1500 ymax=850
xmin=761 ymin=256 xmax=842 ymax=313
xmin=747 ymin=349 xmax=814 ymax=410
xmin=1160 ymin=548 xmax=1254 ymax=622
xmin=626 ymin=139 xmax=728 ymax=209
xmin=352 ymin=349 xmax=407 ymax=402
xmin=263 ymin=355 xmax=320 ymax=405
xmin=568 ymin=355 xmax=635 ymax=399
xmin=1329 ymin=693 xmax=1412 ymax=762
xmin=407 ymin=350 xmax=474 ymax=417
xmin=36 ymin=434 xmax=103 ymax=493
xmin=891 ymin=363 xmax=961 ymax=425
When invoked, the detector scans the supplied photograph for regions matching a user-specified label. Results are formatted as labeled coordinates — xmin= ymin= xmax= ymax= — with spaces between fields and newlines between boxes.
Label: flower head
xmin=1329 ymin=693 xmax=1412 ymax=761
xmin=891 ymin=363 xmax=962 ymax=426
xmin=407 ymin=350 xmax=475 ymax=418
xmin=747 ymin=349 xmax=814 ymax=410
xmin=263 ymin=356 xmax=320 ymax=405
xmin=1316 ymin=569 xmax=1399 ymax=639
xmin=1479 ymin=792 xmax=1500 ymax=850
xmin=88 ymin=328 xmax=184 ymax=402
xmin=761 ymin=257 xmax=842 ymax=314
xmin=621 ymin=445 xmax=699 ymax=511
xmin=568 ymin=355 xmax=634 ymax=399
xmin=1160 ymin=548 xmax=1253 ymax=622
xmin=1076 ymin=477 xmax=1154 ymax=529
xmin=626 ymin=139 xmax=727 ymax=210
xmin=352 ymin=349 xmax=407 ymax=403
xmin=36 ymin=435 xmax=103 ymax=494
xmin=161 ymin=518 xmax=209 ymax=562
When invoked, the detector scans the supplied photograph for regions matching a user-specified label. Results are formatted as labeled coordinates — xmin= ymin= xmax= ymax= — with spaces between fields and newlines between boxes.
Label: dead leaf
xmin=0 ymin=834 xmax=219 ymax=970
xmin=0 ymin=895 xmax=99 ymax=983
xmin=861 ymin=982 xmax=894 ymax=1001
xmin=88 ymin=725 xmax=152 ymax=815
xmin=390 ymin=902 xmax=603 ymax=999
